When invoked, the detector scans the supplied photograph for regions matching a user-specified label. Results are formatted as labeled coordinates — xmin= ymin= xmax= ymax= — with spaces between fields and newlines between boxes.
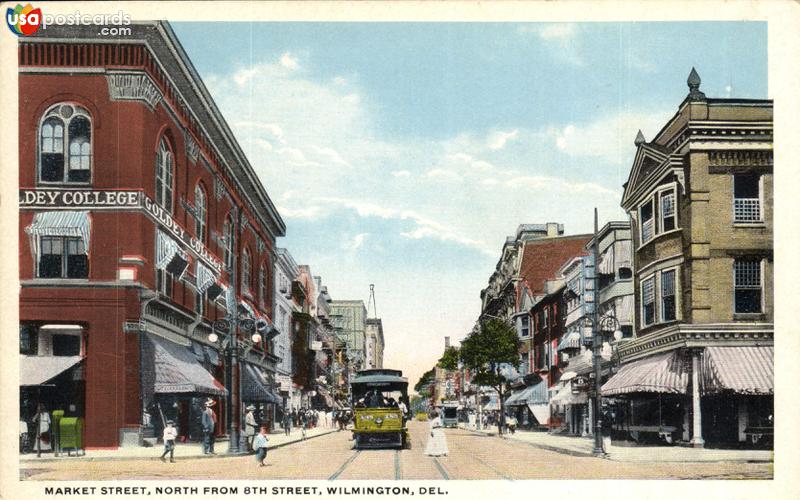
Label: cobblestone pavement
xmin=21 ymin=421 xmax=772 ymax=480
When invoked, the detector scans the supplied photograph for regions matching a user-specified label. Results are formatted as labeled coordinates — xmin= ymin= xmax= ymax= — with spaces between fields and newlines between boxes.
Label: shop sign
xmin=20 ymin=188 xmax=142 ymax=209
xmin=571 ymin=376 xmax=590 ymax=392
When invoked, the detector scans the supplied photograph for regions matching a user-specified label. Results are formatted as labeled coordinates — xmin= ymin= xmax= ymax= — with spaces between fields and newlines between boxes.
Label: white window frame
xmin=733 ymin=258 xmax=764 ymax=314
xmin=733 ymin=174 xmax=764 ymax=223
xmin=638 ymin=183 xmax=679 ymax=246
xmin=242 ymin=247 xmax=252 ymax=295
xmin=38 ymin=103 xmax=93 ymax=185
xmin=640 ymin=275 xmax=656 ymax=328
xmin=155 ymin=138 xmax=174 ymax=213
xmin=194 ymin=183 xmax=207 ymax=242
xmin=659 ymin=268 xmax=678 ymax=322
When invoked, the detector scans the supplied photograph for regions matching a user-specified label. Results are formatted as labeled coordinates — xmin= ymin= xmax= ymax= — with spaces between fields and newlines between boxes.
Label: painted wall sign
xmin=20 ymin=188 xmax=224 ymax=273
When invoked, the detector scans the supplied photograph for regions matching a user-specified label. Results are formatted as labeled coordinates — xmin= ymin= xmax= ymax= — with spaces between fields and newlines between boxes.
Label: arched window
xmin=259 ymin=263 xmax=267 ymax=306
xmin=194 ymin=183 xmax=207 ymax=242
xmin=155 ymin=138 xmax=174 ymax=212
xmin=39 ymin=103 xmax=92 ymax=184
xmin=222 ymin=213 xmax=234 ymax=270
xmin=241 ymin=247 xmax=252 ymax=294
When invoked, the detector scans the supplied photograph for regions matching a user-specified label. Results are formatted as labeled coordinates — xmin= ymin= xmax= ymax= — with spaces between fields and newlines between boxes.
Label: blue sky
xmin=172 ymin=22 xmax=767 ymax=388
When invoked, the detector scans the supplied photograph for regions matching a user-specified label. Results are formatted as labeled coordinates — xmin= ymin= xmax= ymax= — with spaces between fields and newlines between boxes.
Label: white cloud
xmin=555 ymin=124 xmax=575 ymax=150
xmin=505 ymin=175 xmax=618 ymax=196
xmin=487 ymin=129 xmax=519 ymax=150
xmin=392 ymin=170 xmax=411 ymax=178
xmin=345 ymin=233 xmax=368 ymax=251
xmin=234 ymin=121 xmax=286 ymax=143
xmin=426 ymin=168 xmax=463 ymax=183
xmin=311 ymin=145 xmax=350 ymax=167
xmin=280 ymin=52 xmax=299 ymax=70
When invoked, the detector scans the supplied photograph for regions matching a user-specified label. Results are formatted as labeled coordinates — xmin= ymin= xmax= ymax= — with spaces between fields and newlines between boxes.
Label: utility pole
xmin=591 ymin=207 xmax=605 ymax=457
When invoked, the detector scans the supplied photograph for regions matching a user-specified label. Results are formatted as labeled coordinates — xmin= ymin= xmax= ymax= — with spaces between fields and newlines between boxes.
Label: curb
xmin=19 ymin=429 xmax=338 ymax=464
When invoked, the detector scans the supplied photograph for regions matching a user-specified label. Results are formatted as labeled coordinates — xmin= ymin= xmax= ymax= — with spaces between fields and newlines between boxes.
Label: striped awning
xmin=156 ymin=231 xmax=189 ymax=271
xmin=506 ymin=380 xmax=548 ymax=406
xmin=558 ymin=331 xmax=581 ymax=351
xmin=702 ymin=346 xmax=773 ymax=395
xmin=242 ymin=363 xmax=279 ymax=404
xmin=26 ymin=211 xmax=91 ymax=256
xmin=565 ymin=350 xmax=611 ymax=376
xmin=550 ymin=383 xmax=588 ymax=406
xmin=146 ymin=333 xmax=227 ymax=396
xmin=601 ymin=350 xmax=687 ymax=396
xmin=598 ymin=246 xmax=614 ymax=275
xmin=195 ymin=261 xmax=217 ymax=293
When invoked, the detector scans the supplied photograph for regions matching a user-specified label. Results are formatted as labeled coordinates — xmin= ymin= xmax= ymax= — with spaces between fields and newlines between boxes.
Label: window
xmin=734 ymin=174 xmax=762 ymax=222
xmin=660 ymin=191 xmax=676 ymax=232
xmin=157 ymin=268 xmax=173 ymax=296
xmin=734 ymin=259 xmax=762 ymax=313
xmin=52 ymin=334 xmax=81 ymax=356
xmin=20 ymin=324 xmax=38 ymax=355
xmin=223 ymin=214 xmax=234 ymax=269
xmin=195 ymin=288 xmax=205 ymax=316
xmin=39 ymin=103 xmax=92 ymax=184
xmin=661 ymin=270 xmax=676 ymax=322
xmin=641 ymin=276 xmax=655 ymax=326
xmin=618 ymin=267 xmax=633 ymax=280
xmin=155 ymin=138 xmax=174 ymax=212
xmin=542 ymin=308 xmax=549 ymax=330
xmin=242 ymin=248 xmax=252 ymax=294
xmin=259 ymin=264 xmax=267 ymax=307
xmin=519 ymin=352 xmax=529 ymax=376
xmin=519 ymin=315 xmax=530 ymax=338
xmin=38 ymin=236 xmax=88 ymax=278
xmin=194 ymin=184 xmax=206 ymax=242
xmin=640 ymin=198 xmax=654 ymax=243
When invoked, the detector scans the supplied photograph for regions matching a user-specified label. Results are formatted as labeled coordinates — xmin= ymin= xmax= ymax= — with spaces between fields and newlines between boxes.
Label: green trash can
xmin=59 ymin=417 xmax=84 ymax=456
xmin=52 ymin=410 xmax=64 ymax=456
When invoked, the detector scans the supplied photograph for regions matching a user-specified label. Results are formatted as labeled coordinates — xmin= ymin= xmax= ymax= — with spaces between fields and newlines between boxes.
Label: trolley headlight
xmin=360 ymin=415 xmax=373 ymax=421
xmin=375 ymin=418 xmax=384 ymax=425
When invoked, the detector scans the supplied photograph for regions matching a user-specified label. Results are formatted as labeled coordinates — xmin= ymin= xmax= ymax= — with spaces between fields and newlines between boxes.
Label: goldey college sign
xmin=20 ymin=188 xmax=223 ymax=273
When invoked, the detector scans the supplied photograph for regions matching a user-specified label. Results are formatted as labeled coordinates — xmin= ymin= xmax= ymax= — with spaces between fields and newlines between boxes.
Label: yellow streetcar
xmin=351 ymin=369 xmax=410 ymax=449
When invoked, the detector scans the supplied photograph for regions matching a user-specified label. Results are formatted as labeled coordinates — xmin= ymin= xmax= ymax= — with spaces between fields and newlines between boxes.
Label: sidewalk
xmin=20 ymin=425 xmax=340 ymax=463
xmin=462 ymin=425 xmax=773 ymax=463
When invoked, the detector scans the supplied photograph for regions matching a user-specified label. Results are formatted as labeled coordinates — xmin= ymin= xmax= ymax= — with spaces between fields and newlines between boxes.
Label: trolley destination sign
xmin=20 ymin=188 xmax=223 ymax=273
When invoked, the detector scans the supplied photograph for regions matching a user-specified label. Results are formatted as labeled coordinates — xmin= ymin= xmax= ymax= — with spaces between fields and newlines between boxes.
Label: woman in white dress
xmin=424 ymin=415 xmax=449 ymax=457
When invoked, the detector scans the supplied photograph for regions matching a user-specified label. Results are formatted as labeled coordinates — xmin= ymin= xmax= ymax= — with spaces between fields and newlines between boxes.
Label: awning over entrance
xmin=505 ymin=380 xmax=548 ymax=406
xmin=527 ymin=404 xmax=550 ymax=425
xmin=550 ymin=383 xmax=588 ymax=406
xmin=557 ymin=331 xmax=581 ymax=351
xmin=601 ymin=350 xmax=687 ymax=396
xmin=20 ymin=355 xmax=83 ymax=386
xmin=702 ymin=346 xmax=773 ymax=395
xmin=146 ymin=334 xmax=227 ymax=396
xmin=316 ymin=386 xmax=335 ymax=408
xmin=241 ymin=363 xmax=279 ymax=404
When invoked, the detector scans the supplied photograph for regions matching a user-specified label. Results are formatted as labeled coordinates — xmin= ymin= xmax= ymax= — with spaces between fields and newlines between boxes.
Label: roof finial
xmin=687 ymin=67 xmax=705 ymax=101
xmin=634 ymin=129 xmax=646 ymax=146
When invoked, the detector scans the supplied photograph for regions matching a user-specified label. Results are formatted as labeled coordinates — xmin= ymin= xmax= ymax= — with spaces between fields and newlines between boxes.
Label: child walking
xmin=253 ymin=425 xmax=269 ymax=467
xmin=160 ymin=420 xmax=177 ymax=463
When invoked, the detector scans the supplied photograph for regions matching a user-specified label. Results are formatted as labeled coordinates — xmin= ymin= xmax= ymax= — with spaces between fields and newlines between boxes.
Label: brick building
xmin=18 ymin=22 xmax=285 ymax=448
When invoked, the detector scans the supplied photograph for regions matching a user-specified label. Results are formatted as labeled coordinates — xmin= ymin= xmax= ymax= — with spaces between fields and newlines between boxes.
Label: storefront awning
xmin=565 ymin=350 xmax=611 ymax=375
xmin=20 ymin=355 xmax=83 ymax=386
xmin=527 ymin=404 xmax=550 ymax=425
xmin=242 ymin=363 xmax=279 ymax=404
xmin=506 ymin=380 xmax=548 ymax=406
xmin=550 ymin=383 xmax=589 ymax=406
xmin=558 ymin=331 xmax=581 ymax=351
xmin=601 ymin=350 xmax=687 ymax=396
xmin=702 ymin=346 xmax=773 ymax=395
xmin=316 ymin=386 xmax=335 ymax=408
xmin=146 ymin=334 xmax=227 ymax=396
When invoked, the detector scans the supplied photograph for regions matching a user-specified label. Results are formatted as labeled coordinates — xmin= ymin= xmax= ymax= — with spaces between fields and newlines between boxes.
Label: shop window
xmin=641 ymin=276 xmax=655 ymax=326
xmin=155 ymin=138 xmax=174 ymax=213
xmin=194 ymin=183 xmax=207 ymax=242
xmin=39 ymin=103 xmax=92 ymax=184
xmin=38 ymin=236 xmax=88 ymax=279
xmin=734 ymin=259 xmax=762 ymax=314
xmin=734 ymin=174 xmax=762 ymax=222
xmin=52 ymin=334 xmax=81 ymax=356
xmin=20 ymin=324 xmax=38 ymax=355
xmin=661 ymin=270 xmax=677 ymax=322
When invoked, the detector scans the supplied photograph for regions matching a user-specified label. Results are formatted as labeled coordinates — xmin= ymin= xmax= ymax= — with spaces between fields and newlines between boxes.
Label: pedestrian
xmin=506 ymin=414 xmax=517 ymax=434
xmin=32 ymin=403 xmax=51 ymax=453
xmin=301 ymin=412 xmax=308 ymax=440
xmin=282 ymin=412 xmax=291 ymax=436
xmin=244 ymin=405 xmax=258 ymax=452
xmin=398 ymin=399 xmax=408 ymax=423
xmin=424 ymin=415 xmax=448 ymax=457
xmin=253 ymin=425 xmax=269 ymax=467
xmin=160 ymin=420 xmax=177 ymax=463
xmin=201 ymin=399 xmax=217 ymax=455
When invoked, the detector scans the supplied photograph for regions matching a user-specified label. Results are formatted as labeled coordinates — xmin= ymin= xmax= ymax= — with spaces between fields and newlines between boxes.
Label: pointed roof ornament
xmin=686 ymin=67 xmax=706 ymax=101
xmin=634 ymin=129 xmax=646 ymax=147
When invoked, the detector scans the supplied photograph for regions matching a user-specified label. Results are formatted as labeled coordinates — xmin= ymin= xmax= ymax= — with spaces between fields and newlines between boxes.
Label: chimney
xmin=546 ymin=222 xmax=561 ymax=237
xmin=444 ymin=336 xmax=450 ymax=348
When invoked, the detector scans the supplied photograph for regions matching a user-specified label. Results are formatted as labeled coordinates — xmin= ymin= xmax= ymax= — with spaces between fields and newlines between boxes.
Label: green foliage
xmin=437 ymin=346 xmax=461 ymax=371
xmin=414 ymin=368 xmax=435 ymax=395
xmin=459 ymin=319 xmax=520 ymax=393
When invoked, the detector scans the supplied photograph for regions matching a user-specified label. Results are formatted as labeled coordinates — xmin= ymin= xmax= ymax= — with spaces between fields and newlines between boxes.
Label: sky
xmin=172 ymin=21 xmax=767 ymax=391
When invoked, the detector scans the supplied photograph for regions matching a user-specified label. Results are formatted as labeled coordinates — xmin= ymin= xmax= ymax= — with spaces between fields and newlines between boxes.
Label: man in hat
xmin=160 ymin=420 xmax=177 ymax=463
xmin=244 ymin=405 xmax=258 ymax=452
xmin=201 ymin=399 xmax=217 ymax=455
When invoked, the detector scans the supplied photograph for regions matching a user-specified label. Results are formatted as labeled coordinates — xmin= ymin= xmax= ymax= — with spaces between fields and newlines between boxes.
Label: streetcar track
xmin=328 ymin=450 xmax=361 ymax=480
xmin=447 ymin=433 xmax=512 ymax=481
xmin=416 ymin=435 xmax=450 ymax=480
xmin=394 ymin=450 xmax=402 ymax=480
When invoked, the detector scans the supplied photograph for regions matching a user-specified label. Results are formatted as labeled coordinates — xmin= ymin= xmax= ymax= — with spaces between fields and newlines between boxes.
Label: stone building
xmin=604 ymin=69 xmax=773 ymax=448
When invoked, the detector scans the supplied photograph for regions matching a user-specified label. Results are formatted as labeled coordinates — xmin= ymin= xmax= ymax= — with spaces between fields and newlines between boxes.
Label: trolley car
xmin=351 ymin=369 xmax=410 ymax=449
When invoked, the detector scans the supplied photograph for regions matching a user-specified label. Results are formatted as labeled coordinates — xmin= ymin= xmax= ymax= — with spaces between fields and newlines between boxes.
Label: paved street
xmin=21 ymin=421 xmax=771 ymax=480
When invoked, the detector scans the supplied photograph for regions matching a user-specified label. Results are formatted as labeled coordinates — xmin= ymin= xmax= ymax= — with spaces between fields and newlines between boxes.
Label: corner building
xmin=18 ymin=22 xmax=285 ymax=448
xmin=605 ymin=70 xmax=773 ymax=448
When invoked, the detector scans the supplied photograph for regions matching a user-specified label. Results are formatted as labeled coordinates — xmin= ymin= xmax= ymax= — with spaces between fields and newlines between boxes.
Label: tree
xmin=437 ymin=346 xmax=460 ymax=371
xmin=414 ymin=368 xmax=435 ymax=397
xmin=459 ymin=318 xmax=520 ymax=435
